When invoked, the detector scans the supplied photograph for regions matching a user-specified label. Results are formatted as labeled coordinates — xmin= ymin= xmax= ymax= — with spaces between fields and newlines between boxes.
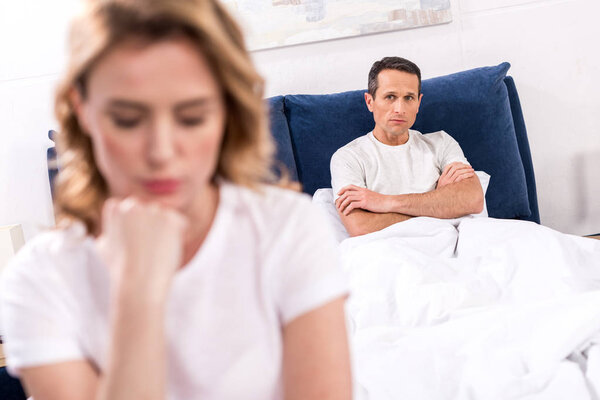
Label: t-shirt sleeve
xmin=330 ymin=148 xmax=366 ymax=201
xmin=438 ymin=130 xmax=470 ymax=170
xmin=0 ymin=240 xmax=86 ymax=376
xmin=270 ymin=198 xmax=349 ymax=325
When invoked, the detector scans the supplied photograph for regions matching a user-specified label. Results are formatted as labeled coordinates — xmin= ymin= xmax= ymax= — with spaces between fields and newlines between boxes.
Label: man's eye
xmin=112 ymin=117 xmax=141 ymax=128
xmin=405 ymin=96 xmax=414 ymax=101
xmin=386 ymin=95 xmax=395 ymax=100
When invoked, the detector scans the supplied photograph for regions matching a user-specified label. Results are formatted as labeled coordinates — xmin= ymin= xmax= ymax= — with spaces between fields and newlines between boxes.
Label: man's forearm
xmin=388 ymin=176 xmax=484 ymax=219
xmin=339 ymin=209 xmax=411 ymax=237
xmin=335 ymin=175 xmax=483 ymax=237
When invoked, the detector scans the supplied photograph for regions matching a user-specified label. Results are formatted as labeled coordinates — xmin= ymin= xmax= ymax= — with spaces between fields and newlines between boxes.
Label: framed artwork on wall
xmin=223 ymin=0 xmax=452 ymax=51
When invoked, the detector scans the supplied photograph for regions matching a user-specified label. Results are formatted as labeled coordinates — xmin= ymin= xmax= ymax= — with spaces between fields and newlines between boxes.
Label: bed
xmin=267 ymin=62 xmax=600 ymax=399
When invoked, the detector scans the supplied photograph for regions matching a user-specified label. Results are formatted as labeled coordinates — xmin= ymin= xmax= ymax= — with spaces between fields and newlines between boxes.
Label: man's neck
xmin=372 ymin=127 xmax=409 ymax=146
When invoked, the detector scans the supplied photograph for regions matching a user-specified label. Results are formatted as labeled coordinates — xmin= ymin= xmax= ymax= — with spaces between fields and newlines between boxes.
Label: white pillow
xmin=473 ymin=171 xmax=490 ymax=218
xmin=312 ymin=188 xmax=350 ymax=243
xmin=312 ymin=171 xmax=491 ymax=241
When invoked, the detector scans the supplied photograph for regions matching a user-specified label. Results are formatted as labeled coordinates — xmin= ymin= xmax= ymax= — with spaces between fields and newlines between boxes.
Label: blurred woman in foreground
xmin=0 ymin=1 xmax=352 ymax=399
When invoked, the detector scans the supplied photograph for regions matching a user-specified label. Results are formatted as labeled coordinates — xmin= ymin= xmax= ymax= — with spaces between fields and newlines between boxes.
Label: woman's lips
xmin=143 ymin=179 xmax=181 ymax=195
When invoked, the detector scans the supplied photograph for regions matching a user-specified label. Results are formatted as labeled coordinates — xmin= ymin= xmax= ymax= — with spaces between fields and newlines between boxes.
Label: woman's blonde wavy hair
xmin=54 ymin=0 xmax=282 ymax=234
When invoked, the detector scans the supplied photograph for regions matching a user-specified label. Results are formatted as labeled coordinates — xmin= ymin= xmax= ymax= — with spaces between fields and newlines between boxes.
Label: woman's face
xmin=75 ymin=36 xmax=226 ymax=212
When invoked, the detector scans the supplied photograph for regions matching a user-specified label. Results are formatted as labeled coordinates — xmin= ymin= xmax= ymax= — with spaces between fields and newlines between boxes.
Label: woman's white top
xmin=1 ymin=181 xmax=348 ymax=400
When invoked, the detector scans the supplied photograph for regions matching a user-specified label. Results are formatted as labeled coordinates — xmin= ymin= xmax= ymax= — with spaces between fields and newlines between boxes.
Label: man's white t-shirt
xmin=1 ymin=181 xmax=348 ymax=400
xmin=330 ymin=130 xmax=469 ymax=199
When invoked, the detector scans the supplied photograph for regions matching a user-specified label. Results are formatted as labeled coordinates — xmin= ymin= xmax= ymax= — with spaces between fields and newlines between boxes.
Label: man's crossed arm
xmin=335 ymin=163 xmax=484 ymax=237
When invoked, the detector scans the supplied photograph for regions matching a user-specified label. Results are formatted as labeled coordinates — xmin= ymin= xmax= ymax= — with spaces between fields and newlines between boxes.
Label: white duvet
xmin=341 ymin=217 xmax=600 ymax=400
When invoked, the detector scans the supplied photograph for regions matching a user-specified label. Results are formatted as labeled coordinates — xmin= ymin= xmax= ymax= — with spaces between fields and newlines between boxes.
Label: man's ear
xmin=416 ymin=93 xmax=424 ymax=113
xmin=364 ymin=92 xmax=374 ymax=112
xmin=69 ymin=88 xmax=91 ymax=135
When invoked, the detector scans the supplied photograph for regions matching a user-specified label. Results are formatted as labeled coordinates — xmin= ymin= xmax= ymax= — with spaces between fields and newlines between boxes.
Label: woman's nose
xmin=147 ymin=120 xmax=176 ymax=166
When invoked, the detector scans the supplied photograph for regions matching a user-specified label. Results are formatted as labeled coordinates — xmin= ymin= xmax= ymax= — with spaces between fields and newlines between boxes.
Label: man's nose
xmin=393 ymin=99 xmax=404 ymax=114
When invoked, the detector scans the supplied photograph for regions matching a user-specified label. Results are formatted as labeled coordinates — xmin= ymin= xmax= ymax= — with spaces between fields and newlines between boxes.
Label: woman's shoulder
xmin=19 ymin=222 xmax=89 ymax=255
xmin=223 ymin=180 xmax=313 ymax=215
xmin=2 ymin=223 xmax=93 ymax=282
xmin=220 ymin=181 xmax=326 ymax=236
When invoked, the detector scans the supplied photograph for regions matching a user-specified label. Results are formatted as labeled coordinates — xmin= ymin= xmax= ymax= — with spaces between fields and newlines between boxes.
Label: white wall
xmin=0 ymin=1 xmax=80 ymax=240
xmin=1 ymin=0 xmax=599 ymax=239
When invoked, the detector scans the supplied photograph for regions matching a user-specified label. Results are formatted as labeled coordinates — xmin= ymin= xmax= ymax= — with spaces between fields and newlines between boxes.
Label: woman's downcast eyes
xmin=108 ymin=113 xmax=208 ymax=130
xmin=179 ymin=116 xmax=207 ymax=127
xmin=102 ymin=96 xmax=219 ymax=130
xmin=111 ymin=115 xmax=142 ymax=128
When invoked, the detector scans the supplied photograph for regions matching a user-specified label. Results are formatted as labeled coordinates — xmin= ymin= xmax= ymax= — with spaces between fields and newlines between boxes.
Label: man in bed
xmin=331 ymin=57 xmax=484 ymax=237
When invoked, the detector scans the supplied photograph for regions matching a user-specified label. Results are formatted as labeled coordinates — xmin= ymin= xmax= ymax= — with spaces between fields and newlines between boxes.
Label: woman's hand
xmin=97 ymin=197 xmax=188 ymax=303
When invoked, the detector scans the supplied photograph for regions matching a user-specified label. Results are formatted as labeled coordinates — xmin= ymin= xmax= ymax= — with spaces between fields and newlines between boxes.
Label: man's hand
xmin=437 ymin=162 xmax=475 ymax=189
xmin=335 ymin=185 xmax=390 ymax=215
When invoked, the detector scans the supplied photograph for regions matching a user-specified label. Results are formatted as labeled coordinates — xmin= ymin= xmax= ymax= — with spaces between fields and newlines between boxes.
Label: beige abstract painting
xmin=223 ymin=0 xmax=452 ymax=51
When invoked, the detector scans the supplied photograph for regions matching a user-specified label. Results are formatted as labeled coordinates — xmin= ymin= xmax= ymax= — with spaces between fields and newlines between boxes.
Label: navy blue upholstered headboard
xmin=504 ymin=76 xmax=539 ymax=223
xmin=47 ymin=130 xmax=58 ymax=199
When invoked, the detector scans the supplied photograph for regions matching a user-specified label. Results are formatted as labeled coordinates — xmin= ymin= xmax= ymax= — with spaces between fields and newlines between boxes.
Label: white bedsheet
xmin=341 ymin=217 xmax=600 ymax=400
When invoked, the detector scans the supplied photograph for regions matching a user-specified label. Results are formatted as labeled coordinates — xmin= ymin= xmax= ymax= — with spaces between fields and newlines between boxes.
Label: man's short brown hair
xmin=368 ymin=56 xmax=422 ymax=97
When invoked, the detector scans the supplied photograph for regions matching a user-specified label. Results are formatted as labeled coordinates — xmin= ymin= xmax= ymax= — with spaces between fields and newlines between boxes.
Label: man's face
xmin=365 ymin=69 xmax=423 ymax=145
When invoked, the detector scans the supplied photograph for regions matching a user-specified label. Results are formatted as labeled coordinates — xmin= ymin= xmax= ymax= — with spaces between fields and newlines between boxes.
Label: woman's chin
xmin=136 ymin=192 xmax=188 ymax=210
